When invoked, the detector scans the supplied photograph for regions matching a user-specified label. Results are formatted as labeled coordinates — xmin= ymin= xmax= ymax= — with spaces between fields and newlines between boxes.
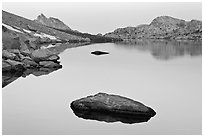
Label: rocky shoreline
xmin=2 ymin=11 xmax=118 ymax=88
xmin=2 ymin=11 xmax=202 ymax=88
xmin=104 ymin=16 xmax=202 ymax=41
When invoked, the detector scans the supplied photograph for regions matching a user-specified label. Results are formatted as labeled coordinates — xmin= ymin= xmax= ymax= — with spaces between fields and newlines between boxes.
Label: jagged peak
xmin=39 ymin=13 xmax=46 ymax=18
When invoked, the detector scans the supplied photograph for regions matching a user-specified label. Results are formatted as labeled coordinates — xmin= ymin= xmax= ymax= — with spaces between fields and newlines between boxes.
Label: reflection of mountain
xmin=72 ymin=109 xmax=152 ymax=124
xmin=2 ymin=67 xmax=61 ymax=88
xmin=115 ymin=40 xmax=202 ymax=60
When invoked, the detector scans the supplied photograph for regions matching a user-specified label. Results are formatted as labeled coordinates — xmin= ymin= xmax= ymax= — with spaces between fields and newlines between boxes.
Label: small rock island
xmin=71 ymin=93 xmax=156 ymax=124
xmin=91 ymin=51 xmax=109 ymax=55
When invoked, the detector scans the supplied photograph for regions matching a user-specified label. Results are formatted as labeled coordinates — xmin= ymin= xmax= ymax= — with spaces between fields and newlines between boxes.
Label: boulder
xmin=71 ymin=93 xmax=156 ymax=123
xmin=22 ymin=58 xmax=38 ymax=68
xmin=91 ymin=51 xmax=109 ymax=55
xmin=2 ymin=50 xmax=17 ymax=60
xmin=39 ymin=61 xmax=62 ymax=68
xmin=31 ymin=49 xmax=59 ymax=62
xmin=47 ymin=55 xmax=60 ymax=61
xmin=2 ymin=59 xmax=24 ymax=72
xmin=72 ymin=108 xmax=154 ymax=124
xmin=27 ymin=25 xmax=37 ymax=32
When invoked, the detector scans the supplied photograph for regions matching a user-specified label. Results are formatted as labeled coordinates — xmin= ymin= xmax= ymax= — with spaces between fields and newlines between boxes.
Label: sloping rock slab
xmin=71 ymin=93 xmax=156 ymax=124
xmin=91 ymin=51 xmax=109 ymax=55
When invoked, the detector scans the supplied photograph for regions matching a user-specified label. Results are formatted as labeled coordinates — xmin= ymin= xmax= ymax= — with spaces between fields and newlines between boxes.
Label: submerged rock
xmin=71 ymin=93 xmax=156 ymax=124
xmin=91 ymin=51 xmax=109 ymax=55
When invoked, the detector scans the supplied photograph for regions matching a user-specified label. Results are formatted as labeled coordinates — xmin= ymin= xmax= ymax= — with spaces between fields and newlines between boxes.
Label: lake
xmin=2 ymin=40 xmax=202 ymax=135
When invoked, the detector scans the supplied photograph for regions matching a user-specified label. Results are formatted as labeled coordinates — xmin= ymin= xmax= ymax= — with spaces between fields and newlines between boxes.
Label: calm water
xmin=2 ymin=41 xmax=202 ymax=135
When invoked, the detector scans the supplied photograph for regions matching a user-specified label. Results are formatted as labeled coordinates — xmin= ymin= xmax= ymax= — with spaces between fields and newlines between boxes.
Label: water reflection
xmin=2 ymin=42 xmax=89 ymax=88
xmin=2 ymin=67 xmax=61 ymax=88
xmin=71 ymin=109 xmax=153 ymax=124
xmin=115 ymin=39 xmax=202 ymax=60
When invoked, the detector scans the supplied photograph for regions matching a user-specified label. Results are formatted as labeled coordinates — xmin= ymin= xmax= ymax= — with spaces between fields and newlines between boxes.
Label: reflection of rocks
xmin=91 ymin=51 xmax=109 ymax=56
xmin=3 ymin=67 xmax=62 ymax=88
xmin=72 ymin=109 xmax=153 ymax=124
xmin=2 ymin=23 xmax=63 ymax=88
xmin=71 ymin=93 xmax=156 ymax=124
xmin=39 ymin=61 xmax=62 ymax=68
xmin=115 ymin=39 xmax=202 ymax=60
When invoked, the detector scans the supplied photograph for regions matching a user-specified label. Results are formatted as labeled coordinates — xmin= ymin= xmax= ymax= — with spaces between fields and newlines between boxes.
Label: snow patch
xmin=40 ymin=44 xmax=57 ymax=49
xmin=33 ymin=33 xmax=43 ymax=38
xmin=41 ymin=33 xmax=57 ymax=40
xmin=3 ymin=23 xmax=57 ymax=40
xmin=3 ymin=23 xmax=23 ymax=33
xmin=23 ymin=29 xmax=32 ymax=34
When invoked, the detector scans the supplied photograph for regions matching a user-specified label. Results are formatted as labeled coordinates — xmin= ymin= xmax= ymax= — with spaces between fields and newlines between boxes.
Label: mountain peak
xmin=35 ymin=13 xmax=71 ymax=31
xmin=150 ymin=16 xmax=185 ymax=27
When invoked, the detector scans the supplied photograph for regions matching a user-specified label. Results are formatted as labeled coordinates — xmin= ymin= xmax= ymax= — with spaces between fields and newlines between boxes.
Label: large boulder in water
xmin=71 ymin=93 xmax=156 ymax=124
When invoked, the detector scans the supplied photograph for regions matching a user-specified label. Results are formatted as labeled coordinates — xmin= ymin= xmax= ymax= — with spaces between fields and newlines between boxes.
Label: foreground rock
xmin=105 ymin=16 xmax=202 ymax=40
xmin=91 ymin=51 xmax=109 ymax=55
xmin=71 ymin=93 xmax=156 ymax=124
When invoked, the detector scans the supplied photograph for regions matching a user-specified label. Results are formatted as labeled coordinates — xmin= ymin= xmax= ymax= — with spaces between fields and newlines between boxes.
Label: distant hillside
xmin=104 ymin=16 xmax=202 ymax=40
xmin=34 ymin=13 xmax=122 ymax=43
xmin=2 ymin=10 xmax=89 ymax=42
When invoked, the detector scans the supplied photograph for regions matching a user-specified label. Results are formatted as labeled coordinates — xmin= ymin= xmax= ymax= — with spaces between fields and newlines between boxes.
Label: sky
xmin=2 ymin=2 xmax=202 ymax=34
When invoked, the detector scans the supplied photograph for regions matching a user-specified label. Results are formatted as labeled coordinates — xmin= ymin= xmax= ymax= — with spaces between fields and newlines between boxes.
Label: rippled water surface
xmin=2 ymin=40 xmax=202 ymax=135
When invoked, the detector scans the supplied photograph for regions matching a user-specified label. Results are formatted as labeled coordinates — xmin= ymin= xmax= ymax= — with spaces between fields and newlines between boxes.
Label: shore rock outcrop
xmin=105 ymin=16 xmax=202 ymax=40
xmin=71 ymin=93 xmax=156 ymax=124
xmin=2 ymin=22 xmax=62 ymax=87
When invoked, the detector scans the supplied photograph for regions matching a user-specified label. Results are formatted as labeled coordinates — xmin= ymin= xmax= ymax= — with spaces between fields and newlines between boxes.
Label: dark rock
xmin=31 ymin=67 xmax=61 ymax=77
xmin=71 ymin=93 xmax=156 ymax=123
xmin=72 ymin=108 xmax=153 ymax=124
xmin=22 ymin=58 xmax=38 ymax=68
xmin=91 ymin=51 xmax=109 ymax=55
xmin=2 ymin=59 xmax=24 ymax=72
xmin=27 ymin=25 xmax=37 ymax=32
xmin=2 ymin=61 xmax=12 ymax=71
xmin=2 ymin=71 xmax=23 ymax=88
xmin=39 ymin=61 xmax=62 ymax=68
